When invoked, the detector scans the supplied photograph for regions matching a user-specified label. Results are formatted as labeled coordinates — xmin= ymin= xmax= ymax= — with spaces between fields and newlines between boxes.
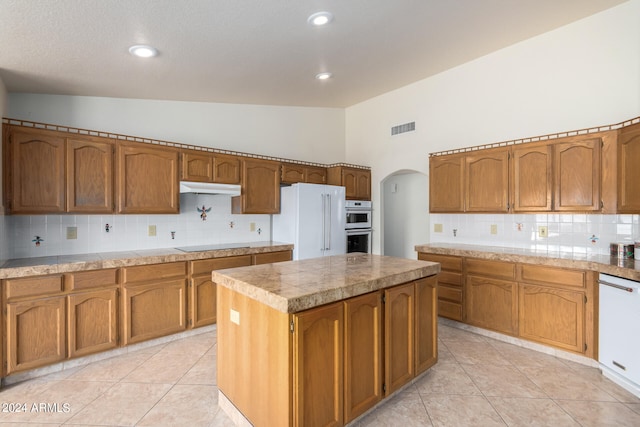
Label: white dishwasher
xmin=599 ymin=273 xmax=640 ymax=397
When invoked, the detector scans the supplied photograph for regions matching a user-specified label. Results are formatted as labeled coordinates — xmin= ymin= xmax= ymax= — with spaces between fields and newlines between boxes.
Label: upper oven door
xmin=345 ymin=209 xmax=372 ymax=229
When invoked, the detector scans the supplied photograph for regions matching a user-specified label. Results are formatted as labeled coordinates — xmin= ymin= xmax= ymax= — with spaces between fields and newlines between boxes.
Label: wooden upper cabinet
xmin=66 ymin=137 xmax=115 ymax=213
xmin=429 ymin=154 xmax=464 ymax=212
xmin=213 ymin=154 xmax=241 ymax=184
xmin=511 ymin=145 xmax=552 ymax=212
xmin=305 ymin=165 xmax=327 ymax=184
xmin=328 ymin=166 xmax=371 ymax=200
xmin=281 ymin=163 xmax=305 ymax=184
xmin=465 ymin=148 xmax=509 ymax=212
xmin=553 ymin=139 xmax=601 ymax=211
xmin=617 ymin=122 xmax=640 ymax=213
xmin=6 ymin=126 xmax=65 ymax=213
xmin=117 ymin=141 xmax=180 ymax=214
xmin=280 ymin=163 xmax=328 ymax=185
xmin=181 ymin=151 xmax=240 ymax=184
xmin=232 ymin=158 xmax=280 ymax=214
xmin=181 ymin=150 xmax=213 ymax=182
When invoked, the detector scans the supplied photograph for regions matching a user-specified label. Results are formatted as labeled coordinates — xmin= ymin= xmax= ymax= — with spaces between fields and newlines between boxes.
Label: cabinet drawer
xmin=191 ymin=255 xmax=252 ymax=276
xmin=69 ymin=269 xmax=118 ymax=291
xmin=466 ymin=258 xmax=516 ymax=280
xmin=4 ymin=275 xmax=64 ymax=300
xmin=438 ymin=271 xmax=462 ymax=287
xmin=123 ymin=262 xmax=187 ymax=283
xmin=438 ymin=300 xmax=462 ymax=321
xmin=418 ymin=253 xmax=462 ymax=272
xmin=438 ymin=285 xmax=462 ymax=303
xmin=519 ymin=264 xmax=586 ymax=288
xmin=253 ymin=251 xmax=292 ymax=265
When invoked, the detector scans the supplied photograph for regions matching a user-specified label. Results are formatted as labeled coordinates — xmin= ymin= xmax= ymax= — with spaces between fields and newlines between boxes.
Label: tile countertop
xmin=212 ymin=253 xmax=440 ymax=313
xmin=0 ymin=241 xmax=294 ymax=279
xmin=415 ymin=243 xmax=640 ymax=282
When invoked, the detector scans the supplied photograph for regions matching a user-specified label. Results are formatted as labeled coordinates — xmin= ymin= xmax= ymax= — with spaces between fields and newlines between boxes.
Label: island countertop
xmin=211 ymin=253 xmax=440 ymax=313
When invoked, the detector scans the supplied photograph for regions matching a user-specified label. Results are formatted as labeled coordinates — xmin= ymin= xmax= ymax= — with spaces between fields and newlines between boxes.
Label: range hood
xmin=179 ymin=181 xmax=241 ymax=196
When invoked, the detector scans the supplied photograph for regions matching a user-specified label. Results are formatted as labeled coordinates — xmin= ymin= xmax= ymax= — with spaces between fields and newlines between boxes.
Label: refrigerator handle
xmin=321 ymin=194 xmax=326 ymax=252
xmin=326 ymin=194 xmax=331 ymax=250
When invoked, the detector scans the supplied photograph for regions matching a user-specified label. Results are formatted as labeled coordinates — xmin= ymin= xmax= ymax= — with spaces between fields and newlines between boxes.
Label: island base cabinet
xmin=384 ymin=283 xmax=415 ymax=395
xmin=68 ymin=289 xmax=118 ymax=358
xmin=123 ymin=280 xmax=187 ymax=345
xmin=343 ymin=292 xmax=382 ymax=423
xmin=293 ymin=302 xmax=344 ymax=427
xmin=216 ymin=285 xmax=292 ymax=427
xmin=415 ymin=276 xmax=438 ymax=375
xmin=6 ymin=296 xmax=66 ymax=375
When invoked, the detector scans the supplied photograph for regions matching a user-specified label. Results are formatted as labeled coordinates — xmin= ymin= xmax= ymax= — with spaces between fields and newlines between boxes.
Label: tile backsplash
xmin=430 ymin=213 xmax=640 ymax=255
xmin=4 ymin=194 xmax=271 ymax=259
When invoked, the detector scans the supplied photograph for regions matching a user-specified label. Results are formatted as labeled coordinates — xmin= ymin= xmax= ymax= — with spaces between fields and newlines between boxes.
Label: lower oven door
xmin=346 ymin=229 xmax=372 ymax=253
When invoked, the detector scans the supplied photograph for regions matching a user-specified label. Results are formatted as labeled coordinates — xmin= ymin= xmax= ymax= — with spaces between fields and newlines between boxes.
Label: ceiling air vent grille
xmin=391 ymin=121 xmax=415 ymax=136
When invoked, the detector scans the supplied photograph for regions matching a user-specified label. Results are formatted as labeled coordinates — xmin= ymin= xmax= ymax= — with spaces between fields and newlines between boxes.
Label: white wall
xmin=7 ymin=94 xmax=346 ymax=164
xmin=346 ymin=0 xmax=640 ymax=254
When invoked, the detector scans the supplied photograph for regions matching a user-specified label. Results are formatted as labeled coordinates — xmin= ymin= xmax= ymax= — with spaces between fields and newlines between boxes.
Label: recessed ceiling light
xmin=315 ymin=72 xmax=333 ymax=80
xmin=307 ymin=11 xmax=333 ymax=26
xmin=128 ymin=45 xmax=158 ymax=58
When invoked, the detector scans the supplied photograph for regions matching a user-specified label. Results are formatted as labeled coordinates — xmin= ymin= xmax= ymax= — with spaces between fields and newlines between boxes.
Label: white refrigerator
xmin=273 ymin=183 xmax=346 ymax=260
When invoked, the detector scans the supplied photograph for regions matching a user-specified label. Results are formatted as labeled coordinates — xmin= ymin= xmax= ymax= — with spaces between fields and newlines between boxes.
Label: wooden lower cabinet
xmin=417 ymin=251 xmax=596 ymax=358
xmin=293 ymin=301 xmax=344 ymax=427
xmin=6 ymin=296 xmax=66 ymax=374
xmin=518 ymin=284 xmax=585 ymax=353
xmin=466 ymin=275 xmax=518 ymax=335
xmin=123 ymin=279 xmax=187 ymax=345
xmin=418 ymin=253 xmax=463 ymax=321
xmin=465 ymin=258 xmax=518 ymax=335
xmin=189 ymin=255 xmax=252 ymax=328
xmin=67 ymin=288 xmax=118 ymax=358
xmin=343 ymin=292 xmax=382 ymax=423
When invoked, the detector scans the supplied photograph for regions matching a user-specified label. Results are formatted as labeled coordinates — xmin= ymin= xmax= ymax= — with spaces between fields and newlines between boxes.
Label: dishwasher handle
xmin=599 ymin=279 xmax=634 ymax=293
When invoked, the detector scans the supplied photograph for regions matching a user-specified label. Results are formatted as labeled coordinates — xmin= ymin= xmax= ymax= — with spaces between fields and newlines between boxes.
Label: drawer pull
xmin=599 ymin=280 xmax=633 ymax=293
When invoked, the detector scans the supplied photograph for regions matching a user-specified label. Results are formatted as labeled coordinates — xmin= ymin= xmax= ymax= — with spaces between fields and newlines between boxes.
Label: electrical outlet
xmin=434 ymin=224 xmax=443 ymax=233
xmin=490 ymin=224 xmax=498 ymax=235
xmin=538 ymin=226 xmax=548 ymax=238
xmin=148 ymin=225 xmax=157 ymax=237
xmin=66 ymin=226 xmax=77 ymax=240
xmin=250 ymin=222 xmax=256 ymax=232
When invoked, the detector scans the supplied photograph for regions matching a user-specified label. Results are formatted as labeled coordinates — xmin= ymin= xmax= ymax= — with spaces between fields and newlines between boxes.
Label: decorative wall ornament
xmin=197 ymin=205 xmax=212 ymax=221
xmin=32 ymin=236 xmax=44 ymax=247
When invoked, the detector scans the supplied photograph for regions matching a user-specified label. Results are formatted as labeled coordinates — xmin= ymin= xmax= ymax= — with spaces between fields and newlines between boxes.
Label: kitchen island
xmin=212 ymin=253 xmax=440 ymax=427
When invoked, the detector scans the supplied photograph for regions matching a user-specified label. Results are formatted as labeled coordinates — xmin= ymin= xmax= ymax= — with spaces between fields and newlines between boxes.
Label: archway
xmin=381 ymin=170 xmax=429 ymax=258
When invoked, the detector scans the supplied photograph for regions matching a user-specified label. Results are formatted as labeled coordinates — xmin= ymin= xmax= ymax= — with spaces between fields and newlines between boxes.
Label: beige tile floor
xmin=1 ymin=322 xmax=639 ymax=426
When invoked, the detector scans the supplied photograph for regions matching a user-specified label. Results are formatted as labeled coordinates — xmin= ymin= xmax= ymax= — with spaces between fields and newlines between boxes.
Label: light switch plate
xmin=148 ymin=225 xmax=157 ymax=237
xmin=490 ymin=224 xmax=498 ymax=235
xmin=538 ymin=226 xmax=548 ymax=238
xmin=250 ymin=222 xmax=256 ymax=232
xmin=434 ymin=224 xmax=443 ymax=233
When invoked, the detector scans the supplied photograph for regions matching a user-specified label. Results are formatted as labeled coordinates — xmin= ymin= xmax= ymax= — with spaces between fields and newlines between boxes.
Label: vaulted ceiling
xmin=0 ymin=0 xmax=628 ymax=108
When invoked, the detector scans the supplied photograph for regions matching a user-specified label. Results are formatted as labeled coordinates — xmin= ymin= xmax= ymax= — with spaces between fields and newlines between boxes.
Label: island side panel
xmin=217 ymin=285 xmax=292 ymax=427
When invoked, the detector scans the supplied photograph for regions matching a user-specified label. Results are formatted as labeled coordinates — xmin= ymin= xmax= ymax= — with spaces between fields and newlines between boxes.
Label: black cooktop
xmin=175 ymin=243 xmax=250 ymax=252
